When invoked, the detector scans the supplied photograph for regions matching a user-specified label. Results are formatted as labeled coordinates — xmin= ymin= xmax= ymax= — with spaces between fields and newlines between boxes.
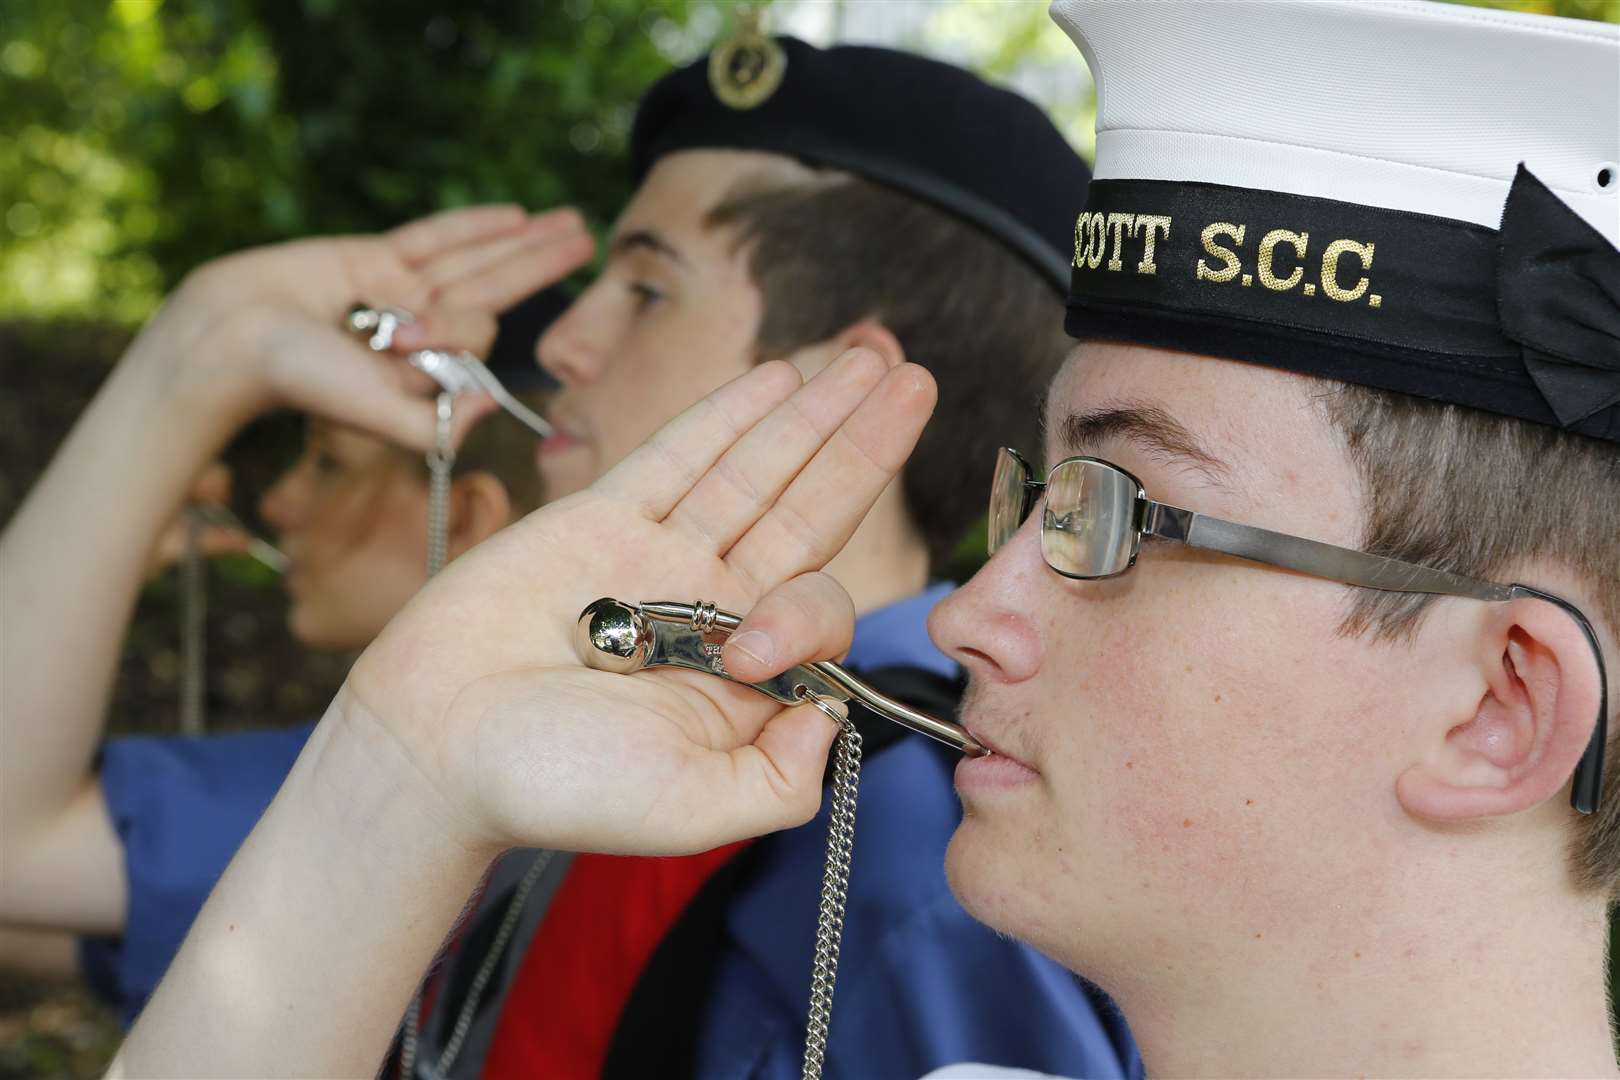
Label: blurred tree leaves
xmin=2 ymin=0 xmax=1612 ymax=325
xmin=1 ymin=0 xmax=703 ymax=323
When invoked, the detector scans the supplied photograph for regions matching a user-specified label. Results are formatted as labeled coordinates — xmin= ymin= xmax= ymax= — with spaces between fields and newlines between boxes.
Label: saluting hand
xmin=343 ymin=347 xmax=937 ymax=857
xmin=123 ymin=204 xmax=593 ymax=453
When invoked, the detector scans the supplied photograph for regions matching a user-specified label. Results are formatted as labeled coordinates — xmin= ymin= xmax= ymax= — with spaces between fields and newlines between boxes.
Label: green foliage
xmin=1462 ymin=0 xmax=1620 ymax=19
xmin=0 ymin=0 xmax=703 ymax=322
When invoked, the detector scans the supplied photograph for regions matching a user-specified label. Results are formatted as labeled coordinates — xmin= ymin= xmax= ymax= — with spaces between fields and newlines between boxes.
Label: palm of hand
xmin=138 ymin=205 xmax=591 ymax=449
xmin=345 ymin=351 xmax=937 ymax=855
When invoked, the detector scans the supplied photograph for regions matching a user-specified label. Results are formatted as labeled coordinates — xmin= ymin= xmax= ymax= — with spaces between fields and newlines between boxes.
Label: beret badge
xmin=708 ymin=8 xmax=785 ymax=111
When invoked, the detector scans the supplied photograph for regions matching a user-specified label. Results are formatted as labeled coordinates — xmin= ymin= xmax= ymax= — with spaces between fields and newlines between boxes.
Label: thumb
xmin=722 ymin=698 xmax=844 ymax=836
xmin=196 ymin=525 xmax=255 ymax=559
xmin=336 ymin=387 xmax=447 ymax=455
xmin=348 ymin=388 xmax=499 ymax=456
xmin=447 ymin=393 xmax=501 ymax=450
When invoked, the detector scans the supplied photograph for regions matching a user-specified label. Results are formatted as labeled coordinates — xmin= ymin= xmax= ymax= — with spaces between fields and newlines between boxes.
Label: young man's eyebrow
xmin=1058 ymin=402 xmax=1233 ymax=487
xmin=609 ymin=228 xmax=689 ymax=268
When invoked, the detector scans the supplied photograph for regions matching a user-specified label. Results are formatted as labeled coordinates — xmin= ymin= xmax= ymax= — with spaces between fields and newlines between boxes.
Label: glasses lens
xmin=988 ymin=448 xmax=1030 ymax=555
xmin=1041 ymin=459 xmax=1139 ymax=577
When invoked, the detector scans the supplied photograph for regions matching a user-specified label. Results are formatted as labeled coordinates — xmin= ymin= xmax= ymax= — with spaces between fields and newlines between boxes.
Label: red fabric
xmin=482 ymin=843 xmax=750 ymax=1079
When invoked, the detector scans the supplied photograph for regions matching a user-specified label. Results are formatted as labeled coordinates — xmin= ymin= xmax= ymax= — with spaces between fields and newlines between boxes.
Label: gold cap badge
xmin=708 ymin=7 xmax=786 ymax=111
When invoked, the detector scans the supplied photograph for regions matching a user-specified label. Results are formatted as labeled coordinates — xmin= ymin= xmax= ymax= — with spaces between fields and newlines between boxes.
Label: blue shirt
xmin=81 ymin=721 xmax=316 ymax=1023
xmin=691 ymin=584 xmax=1141 ymax=1080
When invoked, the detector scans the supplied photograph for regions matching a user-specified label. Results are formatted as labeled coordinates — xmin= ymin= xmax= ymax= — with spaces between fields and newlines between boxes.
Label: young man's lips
xmin=955 ymin=746 xmax=1040 ymax=789
xmin=960 ymin=722 xmax=1039 ymax=774
xmin=537 ymin=429 xmax=583 ymax=458
xmin=952 ymin=722 xmax=1043 ymax=790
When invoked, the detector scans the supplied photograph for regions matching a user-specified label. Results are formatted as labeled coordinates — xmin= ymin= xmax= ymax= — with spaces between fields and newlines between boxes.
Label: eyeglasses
xmin=988 ymin=447 xmax=1609 ymax=814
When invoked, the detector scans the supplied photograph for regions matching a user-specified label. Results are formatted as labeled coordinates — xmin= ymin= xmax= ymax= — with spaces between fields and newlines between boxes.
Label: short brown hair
xmin=707 ymin=174 xmax=1071 ymax=573
xmin=1322 ymin=384 xmax=1620 ymax=894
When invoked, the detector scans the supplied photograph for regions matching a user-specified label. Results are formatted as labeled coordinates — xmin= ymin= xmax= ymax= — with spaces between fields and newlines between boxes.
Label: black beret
xmin=629 ymin=36 xmax=1090 ymax=292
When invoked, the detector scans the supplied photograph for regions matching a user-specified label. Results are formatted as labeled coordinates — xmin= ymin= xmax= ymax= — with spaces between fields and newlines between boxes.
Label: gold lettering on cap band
xmin=1321 ymin=238 xmax=1376 ymax=303
xmin=1072 ymin=211 xmax=1172 ymax=276
xmin=1257 ymin=229 xmax=1308 ymax=292
xmin=1135 ymin=215 xmax=1171 ymax=275
xmin=1196 ymin=222 xmax=1245 ymax=283
xmin=1105 ymin=213 xmax=1135 ymax=271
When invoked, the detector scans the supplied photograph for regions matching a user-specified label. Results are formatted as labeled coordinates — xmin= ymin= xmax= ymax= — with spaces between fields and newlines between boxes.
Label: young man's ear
xmin=784 ymin=320 xmax=907 ymax=380
xmin=1397 ymin=595 xmax=1606 ymax=820
xmin=447 ymin=472 xmax=512 ymax=558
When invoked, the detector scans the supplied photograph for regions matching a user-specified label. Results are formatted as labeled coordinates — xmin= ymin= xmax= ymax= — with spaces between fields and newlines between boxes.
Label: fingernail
xmin=728 ymin=630 xmax=774 ymax=669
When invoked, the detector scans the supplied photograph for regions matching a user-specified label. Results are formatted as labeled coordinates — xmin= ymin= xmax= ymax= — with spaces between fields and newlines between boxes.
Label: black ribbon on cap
xmin=1497 ymin=165 xmax=1620 ymax=429
xmin=1064 ymin=173 xmax=1620 ymax=443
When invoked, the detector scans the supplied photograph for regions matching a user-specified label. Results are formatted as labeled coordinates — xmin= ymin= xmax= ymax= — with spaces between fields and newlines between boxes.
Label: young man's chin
xmin=944 ymin=821 xmax=1043 ymax=942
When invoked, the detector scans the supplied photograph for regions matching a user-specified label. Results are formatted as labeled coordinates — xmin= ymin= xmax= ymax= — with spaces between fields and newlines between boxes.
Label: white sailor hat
xmin=1051 ymin=0 xmax=1620 ymax=443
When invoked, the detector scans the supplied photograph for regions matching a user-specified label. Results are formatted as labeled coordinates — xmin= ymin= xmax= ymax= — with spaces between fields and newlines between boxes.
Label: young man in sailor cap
xmin=6 ymin=21 xmax=1139 ymax=1080
xmin=108 ymin=0 xmax=1620 ymax=1076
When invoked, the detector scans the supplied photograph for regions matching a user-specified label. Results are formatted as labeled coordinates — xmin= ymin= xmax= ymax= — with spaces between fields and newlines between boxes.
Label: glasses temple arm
xmin=1508 ymin=585 xmax=1609 ymax=814
xmin=1142 ymin=501 xmax=1514 ymax=601
xmin=1142 ymin=501 xmax=1606 ymax=813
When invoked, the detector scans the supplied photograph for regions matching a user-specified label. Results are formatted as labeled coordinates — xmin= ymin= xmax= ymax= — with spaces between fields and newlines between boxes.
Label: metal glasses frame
xmin=992 ymin=447 xmax=1608 ymax=813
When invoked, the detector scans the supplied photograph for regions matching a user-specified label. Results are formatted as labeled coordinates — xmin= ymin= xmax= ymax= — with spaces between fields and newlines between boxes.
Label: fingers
xmin=388 ymin=204 xmax=528 ymax=267
xmin=433 ymin=224 xmax=594 ymax=313
xmin=722 ymin=572 xmax=856 ymax=684
xmin=663 ymin=348 xmax=888 ymax=555
xmin=594 ymin=361 xmax=805 ymax=518
xmin=724 ymin=363 xmax=936 ymax=589
xmin=346 ymin=386 xmax=501 ymax=455
xmin=195 ymin=525 xmax=255 ymax=559
xmin=420 ymin=208 xmax=592 ymax=313
xmin=145 ymin=521 xmax=252 ymax=580
xmin=391 ymin=308 xmax=500 ymax=359
xmin=320 ymin=371 xmax=450 ymax=454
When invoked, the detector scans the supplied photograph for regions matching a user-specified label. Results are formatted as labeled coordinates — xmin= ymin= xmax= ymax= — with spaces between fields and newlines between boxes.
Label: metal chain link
xmin=421 ymin=852 xmax=555 ymax=1080
xmin=401 ymin=390 xmax=458 ymax=1080
xmin=178 ymin=513 xmax=206 ymax=736
xmin=800 ymin=698 xmax=863 ymax=1080
xmin=425 ymin=391 xmax=455 ymax=578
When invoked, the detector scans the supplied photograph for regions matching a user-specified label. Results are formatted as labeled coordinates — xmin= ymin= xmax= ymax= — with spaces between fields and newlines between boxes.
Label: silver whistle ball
xmin=576 ymin=597 xmax=653 ymax=674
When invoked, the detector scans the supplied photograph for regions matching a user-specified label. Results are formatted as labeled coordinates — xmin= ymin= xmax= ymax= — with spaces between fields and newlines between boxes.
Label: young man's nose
xmin=929 ymin=529 xmax=1046 ymax=685
xmin=535 ymin=301 xmax=608 ymax=388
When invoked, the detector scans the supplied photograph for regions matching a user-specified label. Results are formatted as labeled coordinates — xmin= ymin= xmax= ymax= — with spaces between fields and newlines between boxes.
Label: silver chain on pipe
xmin=419 ymin=852 xmax=555 ymax=1080
xmin=400 ymin=391 xmax=458 ymax=1080
xmin=178 ymin=513 xmax=206 ymax=736
xmin=800 ymin=703 xmax=863 ymax=1080
xmin=425 ymin=391 xmax=455 ymax=578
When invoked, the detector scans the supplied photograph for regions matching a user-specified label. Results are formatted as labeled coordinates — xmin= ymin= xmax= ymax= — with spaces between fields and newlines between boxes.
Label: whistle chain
xmin=801 ymin=706 xmax=862 ymax=1080
xmin=399 ymin=391 xmax=457 ymax=1079
xmin=426 ymin=392 xmax=455 ymax=578
xmin=576 ymin=598 xmax=953 ymax=1080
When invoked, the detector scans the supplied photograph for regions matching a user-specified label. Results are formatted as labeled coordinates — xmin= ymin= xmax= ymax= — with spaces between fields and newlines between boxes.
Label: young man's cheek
xmin=1056 ymin=587 xmax=1329 ymax=905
